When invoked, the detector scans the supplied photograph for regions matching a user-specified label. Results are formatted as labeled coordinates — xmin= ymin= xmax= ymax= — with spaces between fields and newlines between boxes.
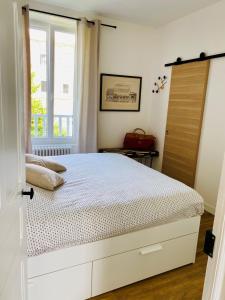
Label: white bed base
xmin=28 ymin=216 xmax=201 ymax=300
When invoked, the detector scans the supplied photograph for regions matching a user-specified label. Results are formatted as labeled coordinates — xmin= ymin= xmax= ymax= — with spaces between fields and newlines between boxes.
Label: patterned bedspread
xmin=26 ymin=153 xmax=204 ymax=257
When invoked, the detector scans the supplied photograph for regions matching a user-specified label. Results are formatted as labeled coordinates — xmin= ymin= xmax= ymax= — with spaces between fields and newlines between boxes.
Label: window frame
xmin=30 ymin=19 xmax=76 ymax=145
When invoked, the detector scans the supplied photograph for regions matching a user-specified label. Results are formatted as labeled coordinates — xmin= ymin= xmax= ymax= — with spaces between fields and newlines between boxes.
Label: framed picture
xmin=100 ymin=73 xmax=142 ymax=111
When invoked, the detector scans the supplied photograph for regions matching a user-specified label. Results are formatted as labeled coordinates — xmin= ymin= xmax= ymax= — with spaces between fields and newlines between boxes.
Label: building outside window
xmin=40 ymin=54 xmax=46 ymax=65
xmin=63 ymin=83 xmax=69 ymax=94
xmin=41 ymin=80 xmax=47 ymax=92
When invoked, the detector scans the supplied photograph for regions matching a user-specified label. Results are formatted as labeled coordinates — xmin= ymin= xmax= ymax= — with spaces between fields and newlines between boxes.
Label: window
xmin=40 ymin=54 xmax=46 ymax=65
xmin=30 ymin=28 xmax=48 ymax=138
xmin=41 ymin=80 xmax=47 ymax=92
xmin=30 ymin=22 xmax=75 ymax=142
xmin=62 ymin=83 xmax=69 ymax=94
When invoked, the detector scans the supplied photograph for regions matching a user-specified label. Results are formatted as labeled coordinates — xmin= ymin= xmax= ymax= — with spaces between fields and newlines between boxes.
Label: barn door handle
xmin=22 ymin=188 xmax=34 ymax=199
xmin=166 ymin=130 xmax=169 ymax=135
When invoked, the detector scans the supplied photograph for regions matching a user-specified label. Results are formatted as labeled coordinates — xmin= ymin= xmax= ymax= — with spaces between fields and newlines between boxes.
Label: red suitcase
xmin=123 ymin=128 xmax=156 ymax=151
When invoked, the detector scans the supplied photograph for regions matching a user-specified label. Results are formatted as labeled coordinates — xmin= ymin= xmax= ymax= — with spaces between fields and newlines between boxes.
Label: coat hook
xmin=152 ymin=75 xmax=167 ymax=94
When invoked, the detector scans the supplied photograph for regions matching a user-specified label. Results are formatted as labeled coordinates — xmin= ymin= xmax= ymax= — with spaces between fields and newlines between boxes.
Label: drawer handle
xmin=139 ymin=244 xmax=163 ymax=255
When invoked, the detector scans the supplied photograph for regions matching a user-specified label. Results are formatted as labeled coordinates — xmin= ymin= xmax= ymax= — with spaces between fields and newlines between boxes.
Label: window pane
xmin=54 ymin=31 xmax=75 ymax=137
xmin=30 ymin=28 xmax=48 ymax=137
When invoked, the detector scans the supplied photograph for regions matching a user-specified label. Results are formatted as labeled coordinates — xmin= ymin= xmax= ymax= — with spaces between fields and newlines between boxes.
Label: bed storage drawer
xmin=92 ymin=233 xmax=198 ymax=297
xmin=28 ymin=262 xmax=92 ymax=300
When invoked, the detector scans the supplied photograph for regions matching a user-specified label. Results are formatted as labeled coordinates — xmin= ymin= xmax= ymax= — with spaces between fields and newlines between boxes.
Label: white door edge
xmin=202 ymin=153 xmax=225 ymax=300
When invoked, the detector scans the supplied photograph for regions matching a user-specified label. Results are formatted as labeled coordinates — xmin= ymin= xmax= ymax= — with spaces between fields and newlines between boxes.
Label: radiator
xmin=32 ymin=145 xmax=72 ymax=156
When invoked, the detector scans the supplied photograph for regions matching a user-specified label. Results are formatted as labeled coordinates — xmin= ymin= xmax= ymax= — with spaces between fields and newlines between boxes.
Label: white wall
xmin=98 ymin=18 xmax=157 ymax=148
xmin=30 ymin=1 xmax=158 ymax=149
xmin=150 ymin=0 xmax=225 ymax=213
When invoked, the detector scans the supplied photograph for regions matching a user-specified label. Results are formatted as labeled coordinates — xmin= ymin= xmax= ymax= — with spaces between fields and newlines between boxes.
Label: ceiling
xmin=36 ymin=0 xmax=221 ymax=27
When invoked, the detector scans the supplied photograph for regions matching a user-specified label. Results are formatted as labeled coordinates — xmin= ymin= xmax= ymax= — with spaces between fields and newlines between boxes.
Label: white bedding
xmin=26 ymin=153 xmax=204 ymax=257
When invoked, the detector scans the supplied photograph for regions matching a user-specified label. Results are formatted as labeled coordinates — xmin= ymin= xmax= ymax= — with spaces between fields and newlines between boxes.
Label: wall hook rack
xmin=152 ymin=76 xmax=167 ymax=93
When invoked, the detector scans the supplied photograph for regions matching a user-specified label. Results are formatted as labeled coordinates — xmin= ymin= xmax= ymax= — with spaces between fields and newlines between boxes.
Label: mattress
xmin=26 ymin=153 xmax=204 ymax=257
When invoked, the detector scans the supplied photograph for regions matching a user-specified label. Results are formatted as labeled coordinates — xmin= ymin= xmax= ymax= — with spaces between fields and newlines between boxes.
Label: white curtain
xmin=76 ymin=18 xmax=100 ymax=153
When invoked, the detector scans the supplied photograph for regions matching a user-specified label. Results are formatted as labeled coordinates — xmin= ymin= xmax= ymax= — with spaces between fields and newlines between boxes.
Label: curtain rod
xmin=165 ymin=52 xmax=225 ymax=67
xmin=27 ymin=8 xmax=117 ymax=29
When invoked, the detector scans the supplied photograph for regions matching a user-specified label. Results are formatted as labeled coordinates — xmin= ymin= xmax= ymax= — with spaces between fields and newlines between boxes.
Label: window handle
xmin=22 ymin=188 xmax=34 ymax=200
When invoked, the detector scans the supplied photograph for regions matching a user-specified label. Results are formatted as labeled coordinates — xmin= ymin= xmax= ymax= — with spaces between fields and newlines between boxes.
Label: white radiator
xmin=32 ymin=145 xmax=72 ymax=156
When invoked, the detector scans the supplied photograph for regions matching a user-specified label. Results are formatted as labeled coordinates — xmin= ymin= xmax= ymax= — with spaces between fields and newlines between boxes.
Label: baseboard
xmin=204 ymin=202 xmax=215 ymax=215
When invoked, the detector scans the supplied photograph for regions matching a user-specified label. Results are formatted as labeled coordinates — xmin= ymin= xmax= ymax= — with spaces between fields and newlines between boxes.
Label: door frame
xmin=0 ymin=0 xmax=26 ymax=299
xmin=202 ymin=153 xmax=225 ymax=300
xmin=14 ymin=0 xmax=26 ymax=186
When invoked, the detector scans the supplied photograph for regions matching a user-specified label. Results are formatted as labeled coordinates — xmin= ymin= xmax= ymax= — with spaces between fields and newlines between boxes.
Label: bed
xmin=27 ymin=153 xmax=204 ymax=300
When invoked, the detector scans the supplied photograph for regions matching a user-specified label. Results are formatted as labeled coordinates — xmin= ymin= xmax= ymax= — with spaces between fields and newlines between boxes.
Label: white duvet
xmin=26 ymin=153 xmax=204 ymax=257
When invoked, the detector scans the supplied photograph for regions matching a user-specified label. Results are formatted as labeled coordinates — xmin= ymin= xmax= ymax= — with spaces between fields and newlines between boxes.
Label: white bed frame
xmin=28 ymin=216 xmax=201 ymax=300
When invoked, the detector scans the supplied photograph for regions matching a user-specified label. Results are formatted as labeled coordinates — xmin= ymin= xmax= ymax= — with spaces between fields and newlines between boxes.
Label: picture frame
xmin=100 ymin=73 xmax=142 ymax=111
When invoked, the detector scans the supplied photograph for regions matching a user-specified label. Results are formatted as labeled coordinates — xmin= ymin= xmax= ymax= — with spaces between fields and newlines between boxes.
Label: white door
xmin=0 ymin=0 xmax=26 ymax=300
xmin=202 ymin=153 xmax=225 ymax=300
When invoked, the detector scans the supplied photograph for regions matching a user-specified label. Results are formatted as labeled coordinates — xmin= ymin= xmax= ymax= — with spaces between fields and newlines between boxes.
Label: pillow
xmin=25 ymin=154 xmax=67 ymax=172
xmin=26 ymin=163 xmax=65 ymax=191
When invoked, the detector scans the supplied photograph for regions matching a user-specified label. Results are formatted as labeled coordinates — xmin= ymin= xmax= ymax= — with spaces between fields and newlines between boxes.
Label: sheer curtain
xmin=22 ymin=6 xmax=32 ymax=153
xmin=76 ymin=18 xmax=100 ymax=153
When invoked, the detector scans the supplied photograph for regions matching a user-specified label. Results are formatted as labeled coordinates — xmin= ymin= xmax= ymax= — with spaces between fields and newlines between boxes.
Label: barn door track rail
xmin=165 ymin=52 xmax=225 ymax=67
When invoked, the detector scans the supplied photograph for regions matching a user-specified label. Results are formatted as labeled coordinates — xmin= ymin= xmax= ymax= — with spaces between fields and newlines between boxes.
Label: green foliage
xmin=31 ymin=72 xmax=67 ymax=138
xmin=31 ymin=72 xmax=41 ymax=95
xmin=32 ymin=99 xmax=47 ymax=115
xmin=53 ymin=121 xmax=67 ymax=137
xmin=31 ymin=72 xmax=46 ymax=137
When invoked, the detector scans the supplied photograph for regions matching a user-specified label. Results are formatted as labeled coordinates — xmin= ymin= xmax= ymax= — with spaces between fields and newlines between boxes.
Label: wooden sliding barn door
xmin=162 ymin=61 xmax=210 ymax=187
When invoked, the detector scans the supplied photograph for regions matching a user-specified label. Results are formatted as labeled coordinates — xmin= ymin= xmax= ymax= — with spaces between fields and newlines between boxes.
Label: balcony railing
xmin=31 ymin=114 xmax=73 ymax=138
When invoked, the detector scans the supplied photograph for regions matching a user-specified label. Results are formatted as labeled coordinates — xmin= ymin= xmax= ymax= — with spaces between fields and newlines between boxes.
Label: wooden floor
xmin=92 ymin=212 xmax=214 ymax=300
